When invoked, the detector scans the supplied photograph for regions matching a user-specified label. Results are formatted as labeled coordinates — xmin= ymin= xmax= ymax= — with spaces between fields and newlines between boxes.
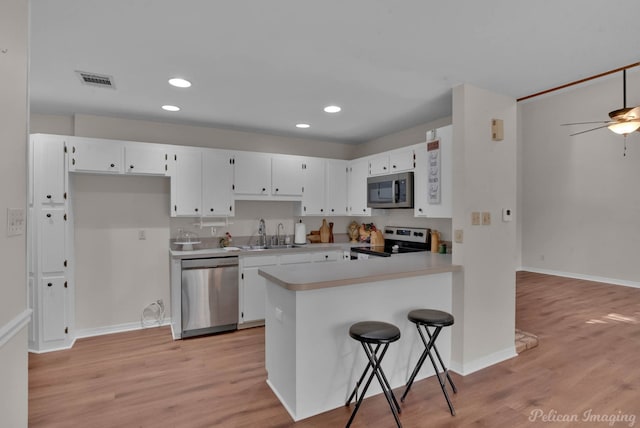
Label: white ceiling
xmin=29 ymin=0 xmax=640 ymax=144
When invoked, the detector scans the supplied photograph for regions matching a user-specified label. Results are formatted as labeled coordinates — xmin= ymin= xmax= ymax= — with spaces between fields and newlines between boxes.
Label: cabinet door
xmin=172 ymin=151 xmax=202 ymax=216
xmin=40 ymin=209 xmax=66 ymax=274
xmin=326 ymin=159 xmax=348 ymax=215
xmin=272 ymin=156 xmax=304 ymax=196
xmin=300 ymin=157 xmax=325 ymax=215
xmin=42 ymin=276 xmax=67 ymax=342
xmin=124 ymin=145 xmax=167 ymax=175
xmin=347 ymin=158 xmax=371 ymax=216
xmin=390 ymin=148 xmax=415 ymax=172
xmin=242 ymin=267 xmax=266 ymax=323
xmin=368 ymin=155 xmax=390 ymax=176
xmin=233 ymin=152 xmax=271 ymax=196
xmin=202 ymin=150 xmax=235 ymax=216
xmin=68 ymin=139 xmax=122 ymax=173
xmin=33 ymin=136 xmax=66 ymax=204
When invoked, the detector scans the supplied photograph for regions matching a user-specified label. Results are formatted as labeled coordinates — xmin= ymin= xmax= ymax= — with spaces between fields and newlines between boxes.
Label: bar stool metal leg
xmin=346 ymin=342 xmax=402 ymax=428
xmin=401 ymin=323 xmax=456 ymax=416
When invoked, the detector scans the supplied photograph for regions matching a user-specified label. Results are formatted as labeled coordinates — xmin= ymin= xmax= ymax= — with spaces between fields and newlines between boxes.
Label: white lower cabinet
xmin=42 ymin=276 xmax=67 ymax=342
xmin=239 ymin=250 xmax=345 ymax=325
xmin=239 ymin=255 xmax=278 ymax=324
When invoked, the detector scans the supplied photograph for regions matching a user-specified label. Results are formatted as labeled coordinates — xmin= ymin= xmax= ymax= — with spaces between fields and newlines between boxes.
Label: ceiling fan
xmin=562 ymin=69 xmax=640 ymax=137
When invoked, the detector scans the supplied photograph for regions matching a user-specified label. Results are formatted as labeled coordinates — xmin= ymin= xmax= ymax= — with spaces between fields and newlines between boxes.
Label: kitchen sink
xmin=239 ymin=244 xmax=304 ymax=251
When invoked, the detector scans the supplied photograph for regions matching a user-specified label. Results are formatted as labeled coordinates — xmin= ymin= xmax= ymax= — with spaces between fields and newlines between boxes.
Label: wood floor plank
xmin=29 ymin=272 xmax=640 ymax=427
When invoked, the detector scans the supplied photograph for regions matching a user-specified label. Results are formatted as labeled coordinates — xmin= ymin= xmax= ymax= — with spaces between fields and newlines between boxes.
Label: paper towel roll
xmin=294 ymin=221 xmax=306 ymax=244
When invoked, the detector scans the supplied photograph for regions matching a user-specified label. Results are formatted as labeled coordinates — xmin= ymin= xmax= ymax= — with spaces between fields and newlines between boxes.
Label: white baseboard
xmin=75 ymin=318 xmax=172 ymax=339
xmin=450 ymin=346 xmax=517 ymax=376
xmin=0 ymin=309 xmax=32 ymax=349
xmin=519 ymin=267 xmax=640 ymax=289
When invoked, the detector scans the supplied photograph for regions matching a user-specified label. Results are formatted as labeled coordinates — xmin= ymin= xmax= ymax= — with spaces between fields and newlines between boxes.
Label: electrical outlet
xmin=454 ymin=229 xmax=463 ymax=243
xmin=482 ymin=212 xmax=491 ymax=225
xmin=471 ymin=212 xmax=480 ymax=225
xmin=502 ymin=208 xmax=513 ymax=222
xmin=138 ymin=230 xmax=146 ymax=240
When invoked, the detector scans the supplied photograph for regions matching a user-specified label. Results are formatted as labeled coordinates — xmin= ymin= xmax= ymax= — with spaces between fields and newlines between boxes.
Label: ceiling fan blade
xmin=561 ymin=121 xmax=609 ymax=126
xmin=569 ymin=124 xmax=611 ymax=136
xmin=624 ymin=106 xmax=640 ymax=120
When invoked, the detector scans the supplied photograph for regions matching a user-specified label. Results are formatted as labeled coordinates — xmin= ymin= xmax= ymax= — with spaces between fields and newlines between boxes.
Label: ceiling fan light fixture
xmin=608 ymin=121 xmax=640 ymax=135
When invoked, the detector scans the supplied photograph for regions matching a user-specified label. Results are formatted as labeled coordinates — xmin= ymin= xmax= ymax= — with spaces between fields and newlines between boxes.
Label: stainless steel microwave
xmin=367 ymin=172 xmax=414 ymax=208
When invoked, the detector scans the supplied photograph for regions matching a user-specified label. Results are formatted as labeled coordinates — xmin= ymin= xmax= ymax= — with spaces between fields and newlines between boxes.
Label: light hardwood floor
xmin=29 ymin=272 xmax=640 ymax=427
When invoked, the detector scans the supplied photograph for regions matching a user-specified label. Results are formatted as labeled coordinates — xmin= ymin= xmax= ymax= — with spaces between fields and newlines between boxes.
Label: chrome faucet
xmin=257 ymin=218 xmax=267 ymax=247
xmin=277 ymin=223 xmax=284 ymax=245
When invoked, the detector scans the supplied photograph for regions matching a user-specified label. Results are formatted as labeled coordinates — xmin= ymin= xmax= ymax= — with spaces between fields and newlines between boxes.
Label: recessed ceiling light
xmin=168 ymin=78 xmax=191 ymax=88
xmin=162 ymin=105 xmax=180 ymax=112
xmin=296 ymin=123 xmax=310 ymax=129
xmin=324 ymin=105 xmax=341 ymax=113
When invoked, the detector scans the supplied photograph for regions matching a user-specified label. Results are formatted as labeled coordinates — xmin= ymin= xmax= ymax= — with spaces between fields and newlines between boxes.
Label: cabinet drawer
xmin=241 ymin=255 xmax=278 ymax=268
xmin=279 ymin=253 xmax=313 ymax=265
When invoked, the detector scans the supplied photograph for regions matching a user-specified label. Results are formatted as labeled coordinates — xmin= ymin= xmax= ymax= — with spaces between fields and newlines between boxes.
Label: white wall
xmin=451 ymin=84 xmax=517 ymax=374
xmin=71 ymin=174 xmax=171 ymax=332
xmin=0 ymin=0 xmax=29 ymax=426
xmin=520 ymin=70 xmax=640 ymax=285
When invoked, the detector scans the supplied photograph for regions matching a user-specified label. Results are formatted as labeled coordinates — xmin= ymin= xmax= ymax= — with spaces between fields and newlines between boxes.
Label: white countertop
xmin=259 ymin=252 xmax=461 ymax=291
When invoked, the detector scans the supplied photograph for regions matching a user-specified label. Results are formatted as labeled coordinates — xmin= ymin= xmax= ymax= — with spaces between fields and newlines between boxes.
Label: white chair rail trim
xmin=0 ymin=309 xmax=32 ymax=349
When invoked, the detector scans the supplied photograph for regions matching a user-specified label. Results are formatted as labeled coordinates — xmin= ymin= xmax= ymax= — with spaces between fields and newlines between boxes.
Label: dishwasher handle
xmin=182 ymin=257 xmax=239 ymax=269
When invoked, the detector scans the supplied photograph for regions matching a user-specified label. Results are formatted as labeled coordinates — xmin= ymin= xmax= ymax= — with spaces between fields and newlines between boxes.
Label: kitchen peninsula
xmin=259 ymin=253 xmax=462 ymax=421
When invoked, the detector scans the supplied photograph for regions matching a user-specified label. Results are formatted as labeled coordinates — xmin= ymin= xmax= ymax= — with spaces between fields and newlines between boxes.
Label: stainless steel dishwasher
xmin=181 ymin=256 xmax=239 ymax=338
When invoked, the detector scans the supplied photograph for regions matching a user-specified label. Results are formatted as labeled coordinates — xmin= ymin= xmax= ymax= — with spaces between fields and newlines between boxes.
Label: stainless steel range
xmin=350 ymin=226 xmax=431 ymax=259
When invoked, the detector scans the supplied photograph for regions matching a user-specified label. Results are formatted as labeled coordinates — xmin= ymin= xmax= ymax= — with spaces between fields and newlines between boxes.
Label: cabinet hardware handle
xmin=64 ymin=192 xmax=67 ymax=200
xmin=275 ymin=188 xmax=279 ymax=192
xmin=195 ymin=208 xmax=199 ymax=212
xmin=72 ymin=159 xmax=76 ymax=166
xmin=331 ymin=208 xmax=334 ymax=212
xmin=174 ymin=205 xmax=177 ymax=212
xmin=72 ymin=146 xmax=76 ymax=153
xmin=262 ymin=188 xmax=266 ymax=192
xmin=383 ymin=166 xmax=387 ymax=170
xmin=320 ymin=209 xmax=323 ymax=212
xmin=210 ymin=208 xmax=214 ymax=212
xmin=325 ymin=255 xmax=328 ymax=259
xmin=46 ymin=194 xmax=52 ymax=199
xmin=47 ymin=282 xmax=52 ymax=287
xmin=64 ymin=260 xmax=67 ymax=267
xmin=419 ymin=208 xmax=423 ymax=212
xmin=65 ymin=327 xmax=68 ymax=334
xmin=46 ymin=213 xmax=51 ymax=218
xmin=392 ymin=165 xmax=397 ymax=169
xmin=130 ymin=165 xmax=134 ymax=169
xmin=110 ymin=163 xmax=115 ymax=168
xmin=64 ymin=281 xmax=68 ymax=288
xmin=362 ymin=208 xmax=366 ymax=212
xmin=229 ymin=205 xmax=232 ymax=212
xmin=64 ymin=213 xmax=67 ymax=221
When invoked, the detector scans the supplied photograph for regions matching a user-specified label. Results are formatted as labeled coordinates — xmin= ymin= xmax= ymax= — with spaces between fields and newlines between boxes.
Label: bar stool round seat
xmin=402 ymin=309 xmax=457 ymax=416
xmin=407 ymin=309 xmax=454 ymax=327
xmin=346 ymin=321 xmax=403 ymax=428
xmin=349 ymin=321 xmax=401 ymax=344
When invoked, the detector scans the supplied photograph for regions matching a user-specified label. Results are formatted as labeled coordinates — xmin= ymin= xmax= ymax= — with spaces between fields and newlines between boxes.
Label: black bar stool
xmin=345 ymin=321 xmax=402 ymax=428
xmin=401 ymin=309 xmax=457 ymax=416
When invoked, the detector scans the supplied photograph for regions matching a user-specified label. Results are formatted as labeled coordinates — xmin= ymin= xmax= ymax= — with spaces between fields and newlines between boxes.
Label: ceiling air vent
xmin=75 ymin=71 xmax=115 ymax=89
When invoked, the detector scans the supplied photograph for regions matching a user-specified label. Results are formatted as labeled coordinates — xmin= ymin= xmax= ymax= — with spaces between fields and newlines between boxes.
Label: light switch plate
xmin=471 ymin=212 xmax=480 ymax=225
xmin=482 ymin=212 xmax=491 ymax=225
xmin=454 ymin=229 xmax=463 ymax=243
xmin=7 ymin=208 xmax=25 ymax=236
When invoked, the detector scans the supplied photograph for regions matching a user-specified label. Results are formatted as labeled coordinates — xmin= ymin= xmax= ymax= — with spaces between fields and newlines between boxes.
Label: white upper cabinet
xmin=124 ymin=145 xmax=167 ymax=175
xmin=170 ymin=150 xmax=203 ymax=216
xmin=368 ymin=148 xmax=415 ymax=176
xmin=368 ymin=155 xmax=390 ymax=176
xmin=202 ymin=149 xmax=235 ymax=216
xmin=300 ymin=157 xmax=326 ymax=215
xmin=272 ymin=155 xmax=304 ymax=196
xmin=414 ymin=124 xmax=453 ymax=218
xmin=233 ymin=151 xmax=304 ymax=200
xmin=389 ymin=148 xmax=415 ymax=172
xmin=233 ymin=151 xmax=271 ymax=196
xmin=347 ymin=157 xmax=371 ymax=216
xmin=68 ymin=138 xmax=123 ymax=174
xmin=325 ymin=159 xmax=348 ymax=216
xmin=32 ymin=135 xmax=66 ymax=205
